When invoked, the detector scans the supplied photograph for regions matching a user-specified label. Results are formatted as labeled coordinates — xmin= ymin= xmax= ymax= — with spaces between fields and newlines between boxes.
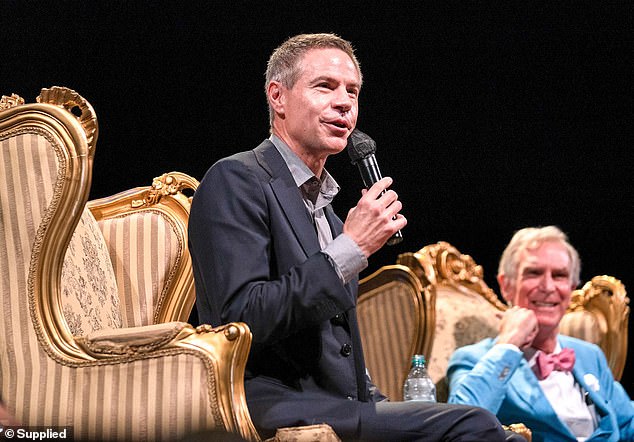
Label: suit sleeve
xmin=447 ymin=343 xmax=524 ymax=414
xmin=189 ymin=157 xmax=355 ymax=345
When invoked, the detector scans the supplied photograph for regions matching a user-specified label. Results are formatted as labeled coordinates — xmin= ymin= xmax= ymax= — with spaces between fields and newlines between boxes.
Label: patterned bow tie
xmin=534 ymin=348 xmax=576 ymax=380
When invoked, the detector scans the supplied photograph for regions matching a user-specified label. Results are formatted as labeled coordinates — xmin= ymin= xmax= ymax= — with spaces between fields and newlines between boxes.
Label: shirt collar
xmin=269 ymin=134 xmax=340 ymax=208
xmin=526 ymin=341 xmax=563 ymax=368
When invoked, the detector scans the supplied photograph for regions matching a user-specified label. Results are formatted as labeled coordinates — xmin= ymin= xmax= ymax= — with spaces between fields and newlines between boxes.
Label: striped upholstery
xmin=1 ymin=91 xmax=261 ymax=442
xmin=1 ymin=131 xmax=60 ymax=421
xmin=357 ymin=265 xmax=431 ymax=401
xmin=560 ymin=310 xmax=602 ymax=345
xmin=97 ymin=211 xmax=182 ymax=327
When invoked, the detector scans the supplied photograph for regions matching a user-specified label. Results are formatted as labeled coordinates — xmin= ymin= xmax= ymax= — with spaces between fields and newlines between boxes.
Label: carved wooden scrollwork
xmin=422 ymin=241 xmax=506 ymax=309
xmin=568 ymin=275 xmax=628 ymax=314
xmin=0 ymin=93 xmax=25 ymax=110
xmin=562 ymin=275 xmax=629 ymax=380
xmin=131 ymin=172 xmax=198 ymax=208
xmin=36 ymin=86 xmax=98 ymax=152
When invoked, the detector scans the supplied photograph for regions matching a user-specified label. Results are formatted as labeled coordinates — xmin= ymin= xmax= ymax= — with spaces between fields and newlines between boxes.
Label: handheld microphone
xmin=347 ymin=129 xmax=403 ymax=246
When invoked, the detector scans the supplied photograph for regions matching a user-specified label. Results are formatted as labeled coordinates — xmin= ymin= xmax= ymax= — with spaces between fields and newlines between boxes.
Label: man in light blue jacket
xmin=447 ymin=226 xmax=633 ymax=441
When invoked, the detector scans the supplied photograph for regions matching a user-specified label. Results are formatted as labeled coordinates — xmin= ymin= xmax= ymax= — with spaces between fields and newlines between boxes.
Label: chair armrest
xmin=265 ymin=424 xmax=341 ymax=442
xmin=76 ymin=321 xmax=191 ymax=356
xmin=503 ymin=424 xmax=532 ymax=442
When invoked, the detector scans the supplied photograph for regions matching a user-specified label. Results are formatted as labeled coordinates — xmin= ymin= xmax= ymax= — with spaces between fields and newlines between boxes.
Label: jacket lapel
xmin=565 ymin=338 xmax=613 ymax=440
xmin=511 ymin=360 xmax=558 ymax=416
xmin=254 ymin=141 xmax=321 ymax=258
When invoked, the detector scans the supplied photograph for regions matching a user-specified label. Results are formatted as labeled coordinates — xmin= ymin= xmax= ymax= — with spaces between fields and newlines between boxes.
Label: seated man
xmin=189 ymin=33 xmax=522 ymax=441
xmin=447 ymin=226 xmax=634 ymax=441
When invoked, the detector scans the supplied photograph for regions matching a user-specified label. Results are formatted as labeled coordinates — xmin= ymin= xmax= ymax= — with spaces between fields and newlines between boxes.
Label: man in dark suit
xmin=189 ymin=33 xmax=520 ymax=441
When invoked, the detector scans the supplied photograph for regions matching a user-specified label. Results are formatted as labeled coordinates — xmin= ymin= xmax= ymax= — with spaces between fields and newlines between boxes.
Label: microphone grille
xmin=347 ymin=129 xmax=376 ymax=164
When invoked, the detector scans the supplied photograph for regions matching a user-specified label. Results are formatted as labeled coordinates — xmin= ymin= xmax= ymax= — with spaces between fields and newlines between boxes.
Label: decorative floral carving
xmin=418 ymin=242 xmax=506 ymax=309
xmin=0 ymin=93 xmax=25 ymax=110
xmin=36 ymin=86 xmax=98 ymax=151
xmin=131 ymin=172 xmax=197 ymax=208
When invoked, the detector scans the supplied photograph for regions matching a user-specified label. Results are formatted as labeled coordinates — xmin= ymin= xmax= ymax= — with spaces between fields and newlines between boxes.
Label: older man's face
xmin=506 ymin=241 xmax=576 ymax=333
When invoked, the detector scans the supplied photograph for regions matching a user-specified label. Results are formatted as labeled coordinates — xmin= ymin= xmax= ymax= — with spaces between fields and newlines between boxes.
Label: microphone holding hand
xmin=347 ymin=129 xmax=403 ymax=246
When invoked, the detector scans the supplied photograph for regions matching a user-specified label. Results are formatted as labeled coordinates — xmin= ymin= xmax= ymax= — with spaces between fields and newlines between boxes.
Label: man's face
xmin=273 ymin=47 xmax=360 ymax=158
xmin=503 ymin=241 xmax=575 ymax=332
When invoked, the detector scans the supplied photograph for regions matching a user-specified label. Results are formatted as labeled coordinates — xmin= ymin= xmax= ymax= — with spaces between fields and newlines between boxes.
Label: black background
xmin=3 ymin=1 xmax=632 ymax=396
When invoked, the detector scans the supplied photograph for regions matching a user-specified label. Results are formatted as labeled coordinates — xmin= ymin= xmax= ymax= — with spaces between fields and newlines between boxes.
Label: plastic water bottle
xmin=403 ymin=354 xmax=436 ymax=402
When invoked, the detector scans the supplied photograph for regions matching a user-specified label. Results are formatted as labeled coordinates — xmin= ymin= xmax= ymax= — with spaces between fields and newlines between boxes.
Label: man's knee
xmin=448 ymin=405 xmax=508 ymax=440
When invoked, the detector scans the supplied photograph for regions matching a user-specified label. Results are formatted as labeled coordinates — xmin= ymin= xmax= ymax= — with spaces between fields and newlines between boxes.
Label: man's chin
xmin=536 ymin=315 xmax=564 ymax=331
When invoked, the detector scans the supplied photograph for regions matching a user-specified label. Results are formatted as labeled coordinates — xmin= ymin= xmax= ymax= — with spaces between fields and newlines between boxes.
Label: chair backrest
xmin=88 ymin=171 xmax=199 ymax=327
xmin=559 ymin=275 xmax=629 ymax=380
xmin=357 ymin=264 xmax=433 ymax=401
xmin=397 ymin=242 xmax=508 ymax=401
xmin=1 ymin=86 xmax=109 ymax=366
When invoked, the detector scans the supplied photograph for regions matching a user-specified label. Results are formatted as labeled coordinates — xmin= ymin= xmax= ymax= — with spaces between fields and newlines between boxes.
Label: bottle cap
xmin=411 ymin=354 xmax=426 ymax=366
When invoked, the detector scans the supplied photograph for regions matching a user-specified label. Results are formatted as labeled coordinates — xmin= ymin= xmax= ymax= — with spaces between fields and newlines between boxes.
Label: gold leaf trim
xmin=411 ymin=241 xmax=506 ymax=310
xmin=131 ymin=172 xmax=198 ymax=208
xmin=37 ymin=86 xmax=98 ymax=151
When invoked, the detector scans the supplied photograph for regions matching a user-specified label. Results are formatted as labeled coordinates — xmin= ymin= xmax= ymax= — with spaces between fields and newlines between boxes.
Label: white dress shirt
xmin=525 ymin=343 xmax=597 ymax=441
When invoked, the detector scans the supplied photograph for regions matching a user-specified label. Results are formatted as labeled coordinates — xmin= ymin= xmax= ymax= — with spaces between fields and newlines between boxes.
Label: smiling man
xmin=189 ymin=33 xmax=520 ymax=441
xmin=447 ymin=226 xmax=634 ymax=441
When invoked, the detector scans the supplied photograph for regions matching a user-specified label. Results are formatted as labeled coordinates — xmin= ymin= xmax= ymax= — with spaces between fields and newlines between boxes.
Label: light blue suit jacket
xmin=447 ymin=335 xmax=634 ymax=442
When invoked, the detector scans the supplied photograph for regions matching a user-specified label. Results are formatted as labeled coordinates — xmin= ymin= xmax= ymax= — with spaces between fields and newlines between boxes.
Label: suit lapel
xmin=511 ymin=360 xmax=558 ymax=417
xmin=565 ymin=338 xmax=613 ymax=439
xmin=254 ymin=141 xmax=321 ymax=258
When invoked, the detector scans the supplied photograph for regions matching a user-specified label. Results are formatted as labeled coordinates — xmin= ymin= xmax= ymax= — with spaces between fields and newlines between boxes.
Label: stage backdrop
xmin=3 ymin=1 xmax=632 ymax=395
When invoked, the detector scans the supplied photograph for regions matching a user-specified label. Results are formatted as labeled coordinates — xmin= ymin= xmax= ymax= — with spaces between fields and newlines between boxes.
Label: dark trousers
xmin=356 ymin=400 xmax=526 ymax=442
xmin=246 ymin=377 xmax=525 ymax=442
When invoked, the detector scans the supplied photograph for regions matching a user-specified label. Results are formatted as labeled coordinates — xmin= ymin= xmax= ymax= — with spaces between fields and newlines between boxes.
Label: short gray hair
xmin=265 ymin=33 xmax=362 ymax=127
xmin=498 ymin=226 xmax=581 ymax=287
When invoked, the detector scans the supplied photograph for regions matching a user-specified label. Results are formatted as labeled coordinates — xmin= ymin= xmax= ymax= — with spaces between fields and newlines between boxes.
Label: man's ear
xmin=497 ymin=273 xmax=513 ymax=304
xmin=267 ymin=81 xmax=285 ymax=117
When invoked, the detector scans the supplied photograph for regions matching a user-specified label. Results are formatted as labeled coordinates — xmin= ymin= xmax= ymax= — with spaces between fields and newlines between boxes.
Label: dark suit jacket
xmin=189 ymin=140 xmax=383 ymax=437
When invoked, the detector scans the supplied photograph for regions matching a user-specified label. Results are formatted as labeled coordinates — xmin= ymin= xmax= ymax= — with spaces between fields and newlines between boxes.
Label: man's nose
xmin=333 ymin=86 xmax=353 ymax=110
xmin=539 ymin=272 xmax=556 ymax=291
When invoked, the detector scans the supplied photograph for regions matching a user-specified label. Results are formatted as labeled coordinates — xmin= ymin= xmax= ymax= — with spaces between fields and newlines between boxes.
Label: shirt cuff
xmin=322 ymin=233 xmax=368 ymax=284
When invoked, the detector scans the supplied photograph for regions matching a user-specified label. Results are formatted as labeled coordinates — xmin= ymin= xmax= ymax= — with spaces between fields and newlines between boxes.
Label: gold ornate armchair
xmin=357 ymin=265 xmax=433 ymax=401
xmin=0 ymin=87 xmax=259 ymax=441
xmin=559 ymin=275 xmax=629 ymax=380
xmin=397 ymin=241 xmax=507 ymax=402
